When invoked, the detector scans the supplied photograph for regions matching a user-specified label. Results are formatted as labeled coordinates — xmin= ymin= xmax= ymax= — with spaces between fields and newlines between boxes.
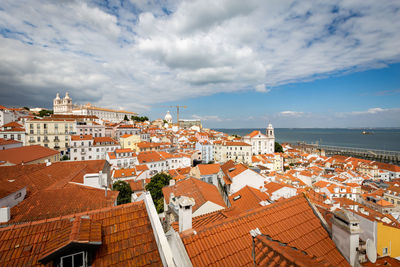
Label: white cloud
xmin=0 ymin=0 xmax=400 ymax=115
xmin=255 ymin=84 xmax=270 ymax=93
xmin=191 ymin=114 xmax=223 ymax=121
xmin=279 ymin=111 xmax=305 ymax=117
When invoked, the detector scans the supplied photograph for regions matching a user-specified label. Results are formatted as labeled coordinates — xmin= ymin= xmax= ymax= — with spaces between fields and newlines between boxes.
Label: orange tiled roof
xmin=253 ymin=234 xmax=333 ymax=266
xmin=229 ymin=185 xmax=270 ymax=213
xmin=113 ymin=168 xmax=136 ymax=178
xmin=6 ymin=183 xmax=118 ymax=224
xmin=245 ymin=130 xmax=263 ymax=138
xmin=71 ymin=134 xmax=93 ymax=141
xmin=162 ymin=178 xmax=227 ymax=212
xmin=128 ymin=179 xmax=145 ymax=192
xmin=181 ymin=194 xmax=349 ymax=267
xmin=137 ymin=151 xmax=164 ymax=163
xmin=197 ymin=163 xmax=221 ymax=175
xmin=0 ymin=145 xmax=59 ymax=164
xmin=0 ymin=201 xmax=161 ymax=266
xmin=0 ymin=160 xmax=107 ymax=199
xmin=0 ymin=138 xmax=22 ymax=145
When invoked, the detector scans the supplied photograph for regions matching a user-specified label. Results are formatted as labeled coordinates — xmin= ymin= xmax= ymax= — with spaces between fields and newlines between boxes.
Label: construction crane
xmin=162 ymin=105 xmax=187 ymax=126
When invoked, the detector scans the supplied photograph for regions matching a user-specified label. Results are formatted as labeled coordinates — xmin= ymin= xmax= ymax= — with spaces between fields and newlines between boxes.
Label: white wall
xmin=230 ymin=169 xmax=265 ymax=195
xmin=192 ymin=201 xmax=225 ymax=217
xmin=0 ymin=187 xmax=26 ymax=208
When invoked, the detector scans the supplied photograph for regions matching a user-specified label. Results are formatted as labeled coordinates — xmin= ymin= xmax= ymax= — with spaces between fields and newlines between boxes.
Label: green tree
xmin=274 ymin=142 xmax=283 ymax=153
xmin=113 ymin=180 xmax=132 ymax=205
xmin=38 ymin=109 xmax=53 ymax=117
xmin=131 ymin=115 xmax=149 ymax=122
xmin=145 ymin=173 xmax=172 ymax=213
xmin=61 ymin=155 xmax=69 ymax=161
xmin=23 ymin=106 xmax=30 ymax=110
xmin=124 ymin=115 xmax=129 ymax=121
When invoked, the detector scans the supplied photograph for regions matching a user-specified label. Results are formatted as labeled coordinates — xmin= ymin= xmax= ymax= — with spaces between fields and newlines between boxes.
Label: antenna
xmin=366 ymin=239 xmax=377 ymax=263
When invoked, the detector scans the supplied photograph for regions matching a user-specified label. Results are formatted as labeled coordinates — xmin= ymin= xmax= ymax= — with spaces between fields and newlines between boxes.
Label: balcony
xmin=43 ymin=139 xmax=50 ymax=143
xmin=54 ymin=145 xmax=60 ymax=150
xmin=28 ymin=139 xmax=35 ymax=143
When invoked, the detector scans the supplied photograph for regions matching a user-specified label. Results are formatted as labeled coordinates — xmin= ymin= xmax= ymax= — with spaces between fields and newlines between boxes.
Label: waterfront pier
xmin=294 ymin=142 xmax=400 ymax=165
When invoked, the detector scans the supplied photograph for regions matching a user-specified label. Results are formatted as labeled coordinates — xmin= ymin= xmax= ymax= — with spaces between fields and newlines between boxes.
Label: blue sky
xmin=0 ymin=0 xmax=399 ymax=128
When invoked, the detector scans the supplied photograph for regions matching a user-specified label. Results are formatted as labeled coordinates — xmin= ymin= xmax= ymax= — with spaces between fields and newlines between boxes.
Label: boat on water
xmin=362 ymin=130 xmax=374 ymax=135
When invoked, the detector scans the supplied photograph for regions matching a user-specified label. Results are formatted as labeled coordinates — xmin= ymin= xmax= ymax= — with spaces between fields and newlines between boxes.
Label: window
xmin=10 ymin=134 xmax=14 ymax=140
xmin=17 ymin=134 xmax=21 ymax=140
xmin=37 ymin=136 xmax=41 ymax=141
xmin=60 ymin=251 xmax=86 ymax=267
xmin=382 ymin=247 xmax=388 ymax=255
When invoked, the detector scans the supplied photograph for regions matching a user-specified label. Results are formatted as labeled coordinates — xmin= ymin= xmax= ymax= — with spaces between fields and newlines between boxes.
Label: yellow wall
xmin=377 ymin=222 xmax=400 ymax=258
xmin=120 ymin=134 xmax=141 ymax=150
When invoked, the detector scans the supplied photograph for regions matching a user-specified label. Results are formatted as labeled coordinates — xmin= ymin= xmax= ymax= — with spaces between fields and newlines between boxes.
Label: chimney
xmin=0 ymin=207 xmax=10 ymax=223
xmin=331 ymin=210 xmax=361 ymax=266
xmin=46 ymin=161 xmax=52 ymax=167
xmin=169 ymin=179 xmax=175 ymax=186
xmin=178 ymin=196 xmax=195 ymax=233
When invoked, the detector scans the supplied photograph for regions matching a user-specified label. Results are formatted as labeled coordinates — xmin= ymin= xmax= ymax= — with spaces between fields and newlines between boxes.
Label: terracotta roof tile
xmin=71 ymin=135 xmax=93 ymax=141
xmin=0 ymin=145 xmax=59 ymax=164
xmin=0 ymin=201 xmax=161 ymax=266
xmin=162 ymin=178 xmax=227 ymax=213
xmin=197 ymin=163 xmax=221 ymax=175
xmin=181 ymin=195 xmax=349 ymax=267
xmin=5 ymin=183 xmax=118 ymax=225
xmin=229 ymin=186 xmax=270 ymax=213
xmin=253 ymin=234 xmax=333 ymax=266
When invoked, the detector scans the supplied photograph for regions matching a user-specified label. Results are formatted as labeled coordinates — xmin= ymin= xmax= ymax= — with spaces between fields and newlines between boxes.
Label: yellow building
xmin=120 ymin=134 xmax=141 ymax=151
xmin=25 ymin=118 xmax=75 ymax=155
xmin=377 ymin=222 xmax=400 ymax=258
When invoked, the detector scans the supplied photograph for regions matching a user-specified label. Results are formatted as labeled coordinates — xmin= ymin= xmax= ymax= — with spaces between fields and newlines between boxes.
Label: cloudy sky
xmin=1 ymin=0 xmax=400 ymax=128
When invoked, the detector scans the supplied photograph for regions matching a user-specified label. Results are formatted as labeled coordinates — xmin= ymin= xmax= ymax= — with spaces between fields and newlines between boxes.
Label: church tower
xmin=266 ymin=123 xmax=274 ymax=138
xmin=266 ymin=122 xmax=275 ymax=153
xmin=53 ymin=92 xmax=73 ymax=114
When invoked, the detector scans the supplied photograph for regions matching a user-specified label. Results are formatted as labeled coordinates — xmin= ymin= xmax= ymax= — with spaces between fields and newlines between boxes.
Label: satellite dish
xmin=366 ymin=239 xmax=377 ymax=263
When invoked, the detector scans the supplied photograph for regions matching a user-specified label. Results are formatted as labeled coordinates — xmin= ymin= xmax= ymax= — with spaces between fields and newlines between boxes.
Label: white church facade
xmin=53 ymin=92 xmax=137 ymax=123
xmin=243 ymin=123 xmax=275 ymax=155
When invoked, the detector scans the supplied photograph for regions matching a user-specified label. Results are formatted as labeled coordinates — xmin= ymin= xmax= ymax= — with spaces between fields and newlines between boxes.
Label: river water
xmin=213 ymin=128 xmax=400 ymax=152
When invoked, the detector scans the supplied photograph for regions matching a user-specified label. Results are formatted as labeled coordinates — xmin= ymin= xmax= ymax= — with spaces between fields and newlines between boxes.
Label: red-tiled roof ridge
xmin=40 ymin=217 xmax=102 ymax=263
xmin=253 ymin=233 xmax=333 ymax=267
xmin=0 ymin=201 xmax=140 ymax=231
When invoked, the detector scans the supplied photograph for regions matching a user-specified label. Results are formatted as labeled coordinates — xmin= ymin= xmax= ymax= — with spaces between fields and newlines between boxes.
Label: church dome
xmin=267 ymin=123 xmax=273 ymax=129
xmin=55 ymin=93 xmax=60 ymax=100
xmin=164 ymin=111 xmax=173 ymax=123
xmin=65 ymin=92 xmax=71 ymax=100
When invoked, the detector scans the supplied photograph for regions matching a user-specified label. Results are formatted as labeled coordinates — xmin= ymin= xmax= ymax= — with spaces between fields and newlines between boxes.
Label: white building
xmin=70 ymin=135 xmax=120 ymax=161
xmin=243 ymin=123 xmax=275 ymax=155
xmin=214 ymin=141 xmax=252 ymax=164
xmin=53 ymin=92 xmax=137 ymax=122
xmin=53 ymin=92 xmax=73 ymax=115
xmin=0 ymin=122 xmax=26 ymax=145
xmin=0 ymin=105 xmax=18 ymax=127
xmin=106 ymin=149 xmax=138 ymax=169
xmin=76 ymin=121 xmax=105 ymax=137
xmin=164 ymin=111 xmax=173 ymax=124
xmin=195 ymin=141 xmax=214 ymax=163
xmin=222 ymin=162 xmax=266 ymax=195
